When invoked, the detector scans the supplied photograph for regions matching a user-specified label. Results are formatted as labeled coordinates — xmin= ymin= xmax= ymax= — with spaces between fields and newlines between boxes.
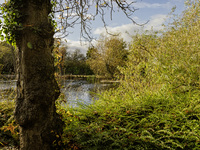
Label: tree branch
xmin=53 ymin=0 xmax=142 ymax=40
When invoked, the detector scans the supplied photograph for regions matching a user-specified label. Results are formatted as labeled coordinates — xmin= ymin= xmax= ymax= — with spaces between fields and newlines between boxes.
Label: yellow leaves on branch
xmin=101 ymin=2 xmax=107 ymax=6
xmin=59 ymin=9 xmax=64 ymax=12
xmin=67 ymin=111 xmax=72 ymax=116
xmin=58 ymin=15 xmax=65 ymax=20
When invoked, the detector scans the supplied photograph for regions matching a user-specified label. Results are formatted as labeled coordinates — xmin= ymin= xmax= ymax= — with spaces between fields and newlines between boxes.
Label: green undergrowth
xmin=0 ymin=101 xmax=19 ymax=148
xmin=59 ymin=88 xmax=200 ymax=150
xmin=2 ymin=88 xmax=200 ymax=149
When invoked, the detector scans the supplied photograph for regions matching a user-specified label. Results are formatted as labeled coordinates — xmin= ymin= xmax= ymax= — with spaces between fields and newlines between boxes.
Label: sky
xmin=60 ymin=0 xmax=186 ymax=55
xmin=0 ymin=0 xmax=186 ymax=55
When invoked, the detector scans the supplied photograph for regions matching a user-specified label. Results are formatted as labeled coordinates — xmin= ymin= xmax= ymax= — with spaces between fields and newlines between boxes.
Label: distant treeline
xmin=1 ymin=35 xmax=129 ymax=78
xmin=0 ymin=42 xmax=16 ymax=74
xmin=54 ymin=35 xmax=129 ymax=78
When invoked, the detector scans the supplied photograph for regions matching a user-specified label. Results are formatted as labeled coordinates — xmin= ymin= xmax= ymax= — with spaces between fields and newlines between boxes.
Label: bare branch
xmin=54 ymin=0 xmax=141 ymax=40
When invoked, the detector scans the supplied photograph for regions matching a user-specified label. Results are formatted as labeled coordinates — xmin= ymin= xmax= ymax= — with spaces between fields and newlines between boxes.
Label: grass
xmin=2 ymin=86 xmax=200 ymax=149
xmin=58 ymin=87 xmax=200 ymax=150
xmin=0 ymin=78 xmax=18 ymax=148
xmin=0 ymin=101 xmax=19 ymax=148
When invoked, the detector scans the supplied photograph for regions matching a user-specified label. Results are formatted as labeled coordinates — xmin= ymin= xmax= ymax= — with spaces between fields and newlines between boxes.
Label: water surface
xmin=60 ymin=79 xmax=115 ymax=106
xmin=0 ymin=79 xmax=117 ymax=105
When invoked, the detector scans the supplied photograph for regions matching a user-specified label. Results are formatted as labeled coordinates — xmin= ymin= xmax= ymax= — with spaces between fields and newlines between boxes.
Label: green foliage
xmin=119 ymin=0 xmax=200 ymax=94
xmin=0 ymin=0 xmax=24 ymax=45
xmin=60 ymin=89 xmax=200 ymax=150
xmin=86 ymin=46 xmax=98 ymax=60
xmin=27 ymin=42 xmax=33 ymax=49
xmin=0 ymin=42 xmax=16 ymax=74
xmin=0 ymin=0 xmax=57 ymax=45
xmin=53 ymin=40 xmax=93 ymax=75
xmin=119 ymin=32 xmax=159 ymax=93
xmin=87 ymin=36 xmax=128 ymax=78
xmin=157 ymin=2 xmax=200 ymax=93
xmin=64 ymin=49 xmax=93 ymax=75
xmin=0 ymin=101 xmax=19 ymax=148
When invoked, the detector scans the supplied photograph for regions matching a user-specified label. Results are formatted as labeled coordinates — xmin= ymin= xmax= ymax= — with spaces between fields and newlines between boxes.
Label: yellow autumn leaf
xmin=67 ymin=111 xmax=72 ymax=116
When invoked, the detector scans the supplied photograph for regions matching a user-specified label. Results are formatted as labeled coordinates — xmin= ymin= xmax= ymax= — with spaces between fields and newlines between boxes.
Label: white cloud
xmin=63 ymin=14 xmax=168 ymax=55
xmin=133 ymin=2 xmax=172 ymax=9
xmin=94 ymin=24 xmax=139 ymax=42
xmin=132 ymin=16 xmax=140 ymax=21
xmin=65 ymin=39 xmax=89 ymax=55
xmin=93 ymin=14 xmax=167 ymax=42
xmin=170 ymin=0 xmax=183 ymax=2
xmin=144 ymin=14 xmax=167 ymax=30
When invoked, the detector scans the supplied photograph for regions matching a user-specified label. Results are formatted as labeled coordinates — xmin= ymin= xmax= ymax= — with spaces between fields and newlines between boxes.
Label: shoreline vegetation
xmin=57 ymin=75 xmax=112 ymax=80
xmin=0 ymin=74 xmax=110 ymax=79
xmin=0 ymin=74 xmax=120 ymax=84
xmin=1 ymin=1 xmax=200 ymax=149
xmin=57 ymin=75 xmax=121 ymax=83
xmin=0 ymin=75 xmax=16 ymax=80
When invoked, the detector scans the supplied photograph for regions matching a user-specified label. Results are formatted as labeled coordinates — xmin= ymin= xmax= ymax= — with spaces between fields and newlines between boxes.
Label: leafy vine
xmin=0 ymin=0 xmax=24 ymax=45
xmin=0 ymin=0 xmax=57 ymax=46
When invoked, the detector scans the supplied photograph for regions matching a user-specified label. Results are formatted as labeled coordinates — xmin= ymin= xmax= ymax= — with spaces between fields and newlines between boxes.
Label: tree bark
xmin=14 ymin=0 xmax=63 ymax=149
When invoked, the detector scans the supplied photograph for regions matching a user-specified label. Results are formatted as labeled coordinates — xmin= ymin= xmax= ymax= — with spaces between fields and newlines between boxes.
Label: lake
xmin=0 ymin=78 xmax=118 ymax=105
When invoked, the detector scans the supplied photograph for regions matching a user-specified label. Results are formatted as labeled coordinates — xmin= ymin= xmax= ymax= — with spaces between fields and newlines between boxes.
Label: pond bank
xmin=57 ymin=75 xmax=112 ymax=80
xmin=57 ymin=75 xmax=122 ymax=84
xmin=0 ymin=77 xmax=119 ymax=105
xmin=0 ymin=75 xmax=16 ymax=80
xmin=0 ymin=74 xmax=119 ymax=82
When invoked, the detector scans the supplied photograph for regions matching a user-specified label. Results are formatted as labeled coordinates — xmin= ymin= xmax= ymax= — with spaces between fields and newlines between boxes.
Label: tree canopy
xmin=87 ymin=35 xmax=128 ymax=77
xmin=0 ymin=41 xmax=15 ymax=74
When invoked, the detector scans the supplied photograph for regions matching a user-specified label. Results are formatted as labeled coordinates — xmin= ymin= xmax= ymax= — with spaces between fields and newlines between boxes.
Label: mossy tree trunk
xmin=13 ymin=0 xmax=63 ymax=149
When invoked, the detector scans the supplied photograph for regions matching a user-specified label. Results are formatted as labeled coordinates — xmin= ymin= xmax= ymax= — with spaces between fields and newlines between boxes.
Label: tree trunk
xmin=10 ymin=45 xmax=16 ymax=74
xmin=14 ymin=0 xmax=63 ymax=149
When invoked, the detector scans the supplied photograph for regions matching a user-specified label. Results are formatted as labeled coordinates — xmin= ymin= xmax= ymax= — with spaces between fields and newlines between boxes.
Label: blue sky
xmin=60 ymin=0 xmax=186 ymax=54
xmin=0 ymin=0 xmax=186 ymax=54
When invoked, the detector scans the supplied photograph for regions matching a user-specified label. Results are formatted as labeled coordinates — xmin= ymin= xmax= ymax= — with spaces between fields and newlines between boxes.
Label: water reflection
xmin=60 ymin=79 xmax=116 ymax=106
xmin=0 ymin=80 xmax=17 ymax=101
xmin=0 ymin=80 xmax=16 ymax=91
xmin=0 ymin=79 xmax=117 ymax=105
